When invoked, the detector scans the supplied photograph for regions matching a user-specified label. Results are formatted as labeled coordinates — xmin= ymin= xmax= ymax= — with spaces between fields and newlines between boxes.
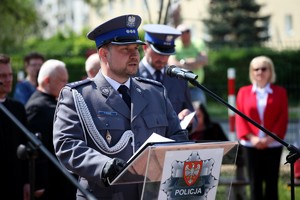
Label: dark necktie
xmin=155 ymin=70 xmax=162 ymax=83
xmin=118 ymin=85 xmax=131 ymax=109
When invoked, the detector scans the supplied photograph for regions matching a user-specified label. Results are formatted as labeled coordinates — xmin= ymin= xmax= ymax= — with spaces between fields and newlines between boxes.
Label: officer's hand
xmin=102 ymin=158 xmax=126 ymax=186
xmin=178 ymin=108 xmax=191 ymax=121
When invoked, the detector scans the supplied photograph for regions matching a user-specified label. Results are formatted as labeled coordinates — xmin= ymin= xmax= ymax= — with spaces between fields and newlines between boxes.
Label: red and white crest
xmin=183 ymin=161 xmax=203 ymax=186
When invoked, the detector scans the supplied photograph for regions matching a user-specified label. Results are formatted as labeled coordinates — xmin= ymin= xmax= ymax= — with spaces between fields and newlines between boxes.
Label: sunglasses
xmin=253 ymin=67 xmax=268 ymax=72
xmin=182 ymin=30 xmax=190 ymax=34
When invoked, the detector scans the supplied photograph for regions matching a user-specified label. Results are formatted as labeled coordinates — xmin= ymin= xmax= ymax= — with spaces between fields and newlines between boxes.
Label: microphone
xmin=166 ymin=65 xmax=198 ymax=81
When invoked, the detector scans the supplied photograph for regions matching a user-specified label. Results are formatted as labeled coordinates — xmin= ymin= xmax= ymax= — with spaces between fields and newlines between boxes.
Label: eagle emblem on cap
xmin=127 ymin=16 xmax=136 ymax=28
xmin=165 ymin=35 xmax=174 ymax=42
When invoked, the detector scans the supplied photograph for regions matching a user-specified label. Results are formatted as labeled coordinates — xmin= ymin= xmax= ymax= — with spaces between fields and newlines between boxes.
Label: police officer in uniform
xmin=53 ymin=14 xmax=188 ymax=200
xmin=138 ymin=24 xmax=195 ymax=129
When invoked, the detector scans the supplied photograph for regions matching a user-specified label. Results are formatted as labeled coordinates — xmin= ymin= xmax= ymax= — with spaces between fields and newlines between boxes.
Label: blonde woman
xmin=236 ymin=56 xmax=288 ymax=200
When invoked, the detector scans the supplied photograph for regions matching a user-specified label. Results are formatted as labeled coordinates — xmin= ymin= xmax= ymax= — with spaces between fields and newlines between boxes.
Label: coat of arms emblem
xmin=183 ymin=161 xmax=203 ymax=186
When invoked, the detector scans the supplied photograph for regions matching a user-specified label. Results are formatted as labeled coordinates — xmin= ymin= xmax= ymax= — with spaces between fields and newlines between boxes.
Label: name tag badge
xmin=97 ymin=111 xmax=118 ymax=117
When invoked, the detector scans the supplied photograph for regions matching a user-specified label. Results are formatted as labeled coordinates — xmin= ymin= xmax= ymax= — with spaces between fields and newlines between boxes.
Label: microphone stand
xmin=17 ymin=141 xmax=39 ymax=200
xmin=0 ymin=103 xmax=97 ymax=200
xmin=168 ymin=70 xmax=300 ymax=200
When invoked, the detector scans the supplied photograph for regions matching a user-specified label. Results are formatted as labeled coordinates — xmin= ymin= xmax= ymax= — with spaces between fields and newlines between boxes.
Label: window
xmin=284 ymin=14 xmax=293 ymax=36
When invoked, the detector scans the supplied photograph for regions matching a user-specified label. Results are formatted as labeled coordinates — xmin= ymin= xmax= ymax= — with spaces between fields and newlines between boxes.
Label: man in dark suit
xmin=53 ymin=14 xmax=188 ymax=199
xmin=138 ymin=24 xmax=195 ymax=125
xmin=0 ymin=54 xmax=28 ymax=199
xmin=25 ymin=59 xmax=76 ymax=200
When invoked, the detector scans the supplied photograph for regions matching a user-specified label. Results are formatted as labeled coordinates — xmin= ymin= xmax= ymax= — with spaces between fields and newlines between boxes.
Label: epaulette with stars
xmin=66 ymin=79 xmax=92 ymax=89
xmin=134 ymin=77 xmax=163 ymax=87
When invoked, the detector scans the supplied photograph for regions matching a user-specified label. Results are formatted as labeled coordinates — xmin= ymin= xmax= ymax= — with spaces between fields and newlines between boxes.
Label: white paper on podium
xmin=127 ymin=133 xmax=174 ymax=164
xmin=180 ymin=111 xmax=196 ymax=129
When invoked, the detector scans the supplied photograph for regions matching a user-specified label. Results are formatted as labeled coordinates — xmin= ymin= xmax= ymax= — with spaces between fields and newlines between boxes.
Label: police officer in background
xmin=53 ymin=14 xmax=188 ymax=200
xmin=137 ymin=24 xmax=195 ymax=127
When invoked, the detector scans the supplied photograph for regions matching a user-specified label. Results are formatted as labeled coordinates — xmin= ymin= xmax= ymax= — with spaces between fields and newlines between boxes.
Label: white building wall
xmin=257 ymin=0 xmax=300 ymax=49
xmin=88 ymin=0 xmax=300 ymax=50
xmin=35 ymin=0 xmax=90 ymax=38
xmin=34 ymin=0 xmax=300 ymax=49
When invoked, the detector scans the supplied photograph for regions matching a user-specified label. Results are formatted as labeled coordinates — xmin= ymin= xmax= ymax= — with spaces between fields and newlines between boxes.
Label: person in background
xmin=137 ymin=24 xmax=195 ymax=126
xmin=236 ymin=55 xmax=288 ymax=200
xmin=52 ymin=14 xmax=188 ymax=199
xmin=189 ymin=102 xmax=228 ymax=141
xmin=0 ymin=54 xmax=29 ymax=199
xmin=191 ymin=102 xmax=248 ymax=199
xmin=168 ymin=24 xmax=208 ymax=106
xmin=13 ymin=52 xmax=45 ymax=105
xmin=85 ymin=53 xmax=101 ymax=78
xmin=25 ymin=59 xmax=75 ymax=200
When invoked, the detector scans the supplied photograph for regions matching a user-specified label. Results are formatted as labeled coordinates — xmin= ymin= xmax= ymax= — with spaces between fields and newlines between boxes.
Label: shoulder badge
xmin=134 ymin=77 xmax=163 ymax=87
xmin=67 ymin=79 xmax=92 ymax=89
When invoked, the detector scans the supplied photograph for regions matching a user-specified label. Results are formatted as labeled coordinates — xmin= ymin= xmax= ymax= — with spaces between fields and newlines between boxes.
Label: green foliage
xmin=11 ymin=30 xmax=300 ymax=110
xmin=23 ymin=30 xmax=95 ymax=58
xmin=0 ymin=0 xmax=41 ymax=53
xmin=24 ymin=31 xmax=93 ymax=81
xmin=14 ymin=30 xmax=300 ymax=104
xmin=214 ymin=163 xmax=300 ymax=200
xmin=204 ymin=48 xmax=300 ymax=107
xmin=62 ymin=56 xmax=87 ymax=82
xmin=203 ymin=0 xmax=270 ymax=49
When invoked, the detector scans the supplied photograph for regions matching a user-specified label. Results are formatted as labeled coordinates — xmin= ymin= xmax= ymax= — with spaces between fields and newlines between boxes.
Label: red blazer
xmin=235 ymin=84 xmax=288 ymax=140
